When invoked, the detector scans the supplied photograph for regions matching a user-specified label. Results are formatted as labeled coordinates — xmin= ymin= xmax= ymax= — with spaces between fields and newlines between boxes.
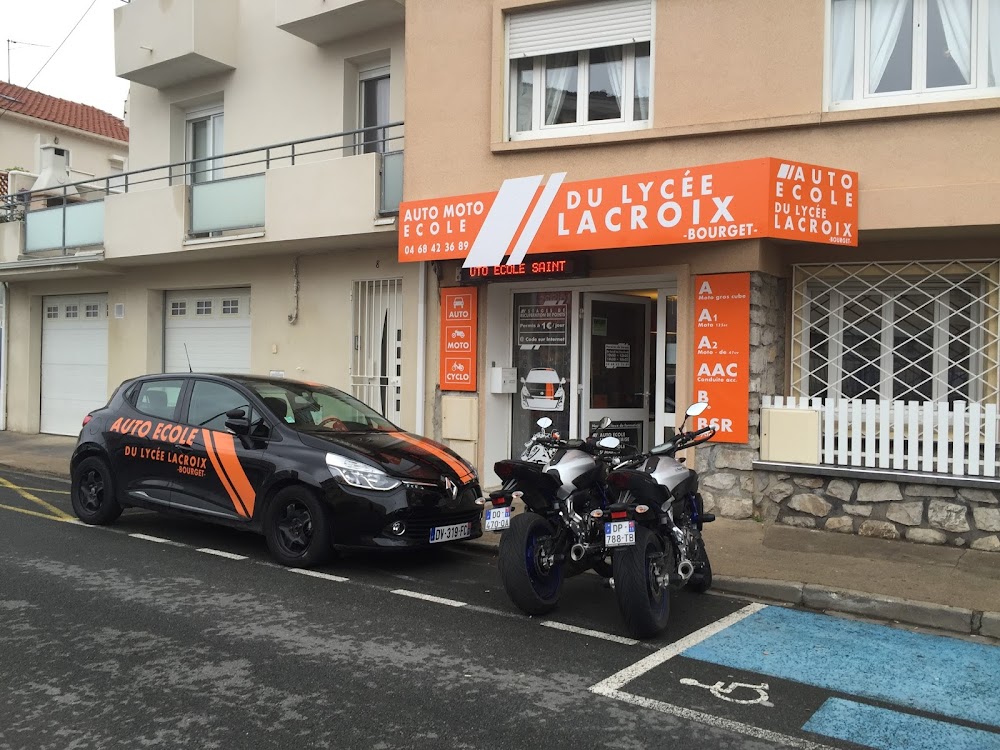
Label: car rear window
xmin=135 ymin=379 xmax=185 ymax=420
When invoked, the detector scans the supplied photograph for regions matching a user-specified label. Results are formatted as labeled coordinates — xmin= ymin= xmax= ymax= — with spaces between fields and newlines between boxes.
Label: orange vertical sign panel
xmin=440 ymin=288 xmax=478 ymax=392
xmin=692 ymin=273 xmax=751 ymax=444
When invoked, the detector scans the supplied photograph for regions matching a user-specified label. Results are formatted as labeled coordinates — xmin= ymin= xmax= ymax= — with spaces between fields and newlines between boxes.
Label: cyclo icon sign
xmin=440 ymin=288 xmax=478 ymax=392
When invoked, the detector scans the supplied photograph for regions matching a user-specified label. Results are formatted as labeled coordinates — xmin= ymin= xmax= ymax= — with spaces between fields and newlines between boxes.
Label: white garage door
xmin=164 ymin=288 xmax=251 ymax=375
xmin=40 ymin=294 xmax=109 ymax=436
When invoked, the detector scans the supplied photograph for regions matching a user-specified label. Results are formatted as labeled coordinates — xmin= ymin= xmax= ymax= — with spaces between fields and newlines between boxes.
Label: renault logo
xmin=442 ymin=477 xmax=458 ymax=500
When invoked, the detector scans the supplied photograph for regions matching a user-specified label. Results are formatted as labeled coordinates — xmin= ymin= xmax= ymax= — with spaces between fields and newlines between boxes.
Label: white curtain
xmin=545 ymin=54 xmax=577 ymax=125
xmin=990 ymin=0 xmax=1000 ymax=86
xmin=936 ymin=0 xmax=973 ymax=84
xmin=832 ymin=0 xmax=857 ymax=101
xmin=605 ymin=47 xmax=624 ymax=117
xmin=870 ymin=0 xmax=911 ymax=91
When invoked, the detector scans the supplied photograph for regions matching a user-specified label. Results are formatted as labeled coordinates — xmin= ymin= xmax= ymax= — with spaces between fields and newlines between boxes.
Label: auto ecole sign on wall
xmin=440 ymin=288 xmax=477 ymax=392
xmin=693 ymin=273 xmax=751 ymax=444
xmin=398 ymin=158 xmax=858 ymax=265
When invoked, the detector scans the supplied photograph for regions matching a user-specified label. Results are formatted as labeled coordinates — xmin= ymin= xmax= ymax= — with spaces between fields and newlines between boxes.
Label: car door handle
xmin=173 ymin=443 xmax=192 ymax=452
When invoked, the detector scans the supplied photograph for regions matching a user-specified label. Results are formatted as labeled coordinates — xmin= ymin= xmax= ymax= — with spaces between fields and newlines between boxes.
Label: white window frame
xmin=507 ymin=42 xmax=652 ymax=140
xmin=826 ymin=0 xmax=1000 ymax=110
xmin=185 ymin=104 xmax=224 ymax=184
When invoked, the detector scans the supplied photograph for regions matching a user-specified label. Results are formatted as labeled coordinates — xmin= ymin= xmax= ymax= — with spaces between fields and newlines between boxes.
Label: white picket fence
xmin=762 ymin=396 xmax=1000 ymax=478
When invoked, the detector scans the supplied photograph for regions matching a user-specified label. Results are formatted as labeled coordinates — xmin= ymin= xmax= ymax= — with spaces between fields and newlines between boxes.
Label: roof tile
xmin=0 ymin=81 xmax=128 ymax=143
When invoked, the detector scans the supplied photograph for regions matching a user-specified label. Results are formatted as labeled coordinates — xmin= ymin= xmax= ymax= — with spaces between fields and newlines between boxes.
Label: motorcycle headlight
xmin=326 ymin=452 xmax=401 ymax=491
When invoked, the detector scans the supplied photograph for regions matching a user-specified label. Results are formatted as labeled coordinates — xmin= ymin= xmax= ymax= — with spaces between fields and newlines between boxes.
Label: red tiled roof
xmin=0 ymin=81 xmax=128 ymax=143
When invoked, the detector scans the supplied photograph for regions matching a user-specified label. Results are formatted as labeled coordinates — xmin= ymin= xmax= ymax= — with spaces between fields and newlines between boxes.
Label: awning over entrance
xmin=398 ymin=158 xmax=858 ymax=265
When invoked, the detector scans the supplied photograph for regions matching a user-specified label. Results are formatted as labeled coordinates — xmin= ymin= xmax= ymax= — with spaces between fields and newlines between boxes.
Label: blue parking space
xmin=680 ymin=606 xmax=1000 ymax=747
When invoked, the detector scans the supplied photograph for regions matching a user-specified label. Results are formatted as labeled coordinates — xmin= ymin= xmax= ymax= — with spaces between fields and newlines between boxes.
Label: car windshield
xmin=241 ymin=380 xmax=398 ymax=434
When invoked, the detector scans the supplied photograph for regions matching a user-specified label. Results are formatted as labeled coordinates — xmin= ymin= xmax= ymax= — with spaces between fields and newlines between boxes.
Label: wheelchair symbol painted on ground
xmin=679 ymin=678 xmax=774 ymax=707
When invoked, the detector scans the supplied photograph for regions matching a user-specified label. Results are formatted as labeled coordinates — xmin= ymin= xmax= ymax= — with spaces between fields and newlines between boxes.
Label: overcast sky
xmin=3 ymin=0 xmax=130 ymax=118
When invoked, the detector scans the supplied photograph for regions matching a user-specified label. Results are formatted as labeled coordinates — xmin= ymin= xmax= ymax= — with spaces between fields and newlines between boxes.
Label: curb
xmin=713 ymin=575 xmax=1000 ymax=639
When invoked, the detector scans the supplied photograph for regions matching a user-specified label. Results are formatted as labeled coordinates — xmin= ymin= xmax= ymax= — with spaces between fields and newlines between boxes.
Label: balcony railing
xmin=1 ymin=122 xmax=404 ymax=256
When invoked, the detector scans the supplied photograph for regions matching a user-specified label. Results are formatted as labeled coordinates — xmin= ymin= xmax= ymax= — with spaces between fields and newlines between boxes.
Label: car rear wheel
xmin=71 ymin=456 xmax=123 ymax=525
xmin=264 ymin=486 xmax=332 ymax=568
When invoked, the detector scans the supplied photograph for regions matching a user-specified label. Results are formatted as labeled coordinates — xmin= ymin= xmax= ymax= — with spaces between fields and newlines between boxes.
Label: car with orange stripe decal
xmin=70 ymin=374 xmax=483 ymax=566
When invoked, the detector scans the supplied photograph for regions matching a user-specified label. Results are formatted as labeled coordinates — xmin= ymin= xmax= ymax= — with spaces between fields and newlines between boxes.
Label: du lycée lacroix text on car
xmin=70 ymin=373 xmax=483 ymax=566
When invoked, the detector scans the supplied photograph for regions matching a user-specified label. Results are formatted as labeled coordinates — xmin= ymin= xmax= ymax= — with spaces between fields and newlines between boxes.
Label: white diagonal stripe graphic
xmin=778 ymin=163 xmax=791 ymax=179
xmin=463 ymin=174 xmax=543 ymax=268
xmin=506 ymin=172 xmax=566 ymax=265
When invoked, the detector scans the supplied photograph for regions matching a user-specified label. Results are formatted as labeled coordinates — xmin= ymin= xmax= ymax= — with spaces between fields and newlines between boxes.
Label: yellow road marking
xmin=0 ymin=477 xmax=73 ymax=520
xmin=9 ymin=486 xmax=70 ymax=495
xmin=0 ymin=503 xmax=76 ymax=522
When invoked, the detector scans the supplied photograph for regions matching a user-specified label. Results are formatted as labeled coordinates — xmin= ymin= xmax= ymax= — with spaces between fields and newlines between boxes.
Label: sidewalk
xmin=2 ymin=429 xmax=998 ymax=638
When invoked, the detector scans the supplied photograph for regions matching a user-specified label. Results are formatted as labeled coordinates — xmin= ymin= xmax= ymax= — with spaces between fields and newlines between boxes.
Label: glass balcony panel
xmin=190 ymin=175 xmax=265 ymax=234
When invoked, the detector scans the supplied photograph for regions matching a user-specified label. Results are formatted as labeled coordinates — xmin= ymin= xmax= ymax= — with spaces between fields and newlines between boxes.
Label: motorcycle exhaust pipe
xmin=570 ymin=544 xmax=587 ymax=562
xmin=677 ymin=560 xmax=695 ymax=581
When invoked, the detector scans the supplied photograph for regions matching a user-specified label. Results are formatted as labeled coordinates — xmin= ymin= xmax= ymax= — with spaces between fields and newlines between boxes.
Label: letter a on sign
xmin=699 ymin=281 xmax=713 ymax=294
xmin=698 ymin=308 xmax=713 ymax=322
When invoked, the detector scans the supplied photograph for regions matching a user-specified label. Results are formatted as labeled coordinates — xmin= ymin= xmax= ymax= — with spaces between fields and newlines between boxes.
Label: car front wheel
xmin=263 ymin=486 xmax=333 ymax=568
xmin=71 ymin=456 xmax=123 ymax=525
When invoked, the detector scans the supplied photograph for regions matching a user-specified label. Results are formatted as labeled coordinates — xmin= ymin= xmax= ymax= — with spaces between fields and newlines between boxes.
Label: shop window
xmin=828 ymin=0 xmax=1000 ymax=110
xmin=506 ymin=0 xmax=652 ymax=140
xmin=792 ymin=261 xmax=1000 ymax=405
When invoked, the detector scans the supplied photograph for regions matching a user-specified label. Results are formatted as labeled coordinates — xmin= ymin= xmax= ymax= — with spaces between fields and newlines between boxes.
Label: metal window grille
xmin=350 ymin=279 xmax=403 ymax=424
xmin=196 ymin=300 xmax=212 ymax=316
xmin=792 ymin=261 xmax=1000 ymax=405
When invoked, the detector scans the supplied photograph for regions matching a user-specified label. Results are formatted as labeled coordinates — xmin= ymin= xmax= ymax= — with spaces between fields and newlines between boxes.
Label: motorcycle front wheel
xmin=498 ymin=513 xmax=564 ymax=615
xmin=612 ymin=525 xmax=672 ymax=638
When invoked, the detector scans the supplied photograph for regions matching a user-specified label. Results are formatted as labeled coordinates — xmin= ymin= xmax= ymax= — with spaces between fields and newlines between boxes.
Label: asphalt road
xmin=2 ymin=468 xmax=999 ymax=750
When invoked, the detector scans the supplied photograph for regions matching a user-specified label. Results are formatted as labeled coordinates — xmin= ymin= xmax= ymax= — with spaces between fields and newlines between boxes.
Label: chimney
xmin=32 ymin=145 xmax=78 ymax=198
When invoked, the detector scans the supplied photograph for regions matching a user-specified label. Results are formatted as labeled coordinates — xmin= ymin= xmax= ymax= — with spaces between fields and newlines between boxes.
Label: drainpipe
xmin=415 ymin=261 xmax=427 ymax=434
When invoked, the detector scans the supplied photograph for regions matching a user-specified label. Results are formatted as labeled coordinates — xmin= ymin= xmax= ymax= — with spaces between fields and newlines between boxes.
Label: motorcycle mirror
xmin=537 ymin=417 xmax=553 ymax=429
xmin=597 ymin=416 xmax=613 ymax=430
xmin=686 ymin=402 xmax=709 ymax=417
xmin=597 ymin=436 xmax=621 ymax=449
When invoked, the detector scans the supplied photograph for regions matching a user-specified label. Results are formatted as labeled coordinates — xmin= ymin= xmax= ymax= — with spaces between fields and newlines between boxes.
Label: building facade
xmin=401 ymin=0 xmax=1000 ymax=551
xmin=0 ymin=0 xmax=414 ymax=437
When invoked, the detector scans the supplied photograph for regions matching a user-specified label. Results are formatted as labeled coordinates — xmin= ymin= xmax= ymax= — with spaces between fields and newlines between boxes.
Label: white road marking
xmin=129 ymin=533 xmax=188 ymax=547
xmin=288 ymin=569 xmax=350 ymax=583
xmin=540 ymin=621 xmax=639 ymax=646
xmin=679 ymin=678 xmax=774 ymax=707
xmin=590 ymin=603 xmax=766 ymax=693
xmin=196 ymin=548 xmax=249 ymax=561
xmin=391 ymin=589 xmax=467 ymax=608
xmin=594 ymin=689 xmax=835 ymax=750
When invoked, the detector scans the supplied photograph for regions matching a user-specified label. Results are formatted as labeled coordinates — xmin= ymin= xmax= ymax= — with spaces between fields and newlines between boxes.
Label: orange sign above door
xmin=692 ymin=273 xmax=751 ymax=444
xmin=398 ymin=158 xmax=858 ymax=265
xmin=440 ymin=288 xmax=478 ymax=392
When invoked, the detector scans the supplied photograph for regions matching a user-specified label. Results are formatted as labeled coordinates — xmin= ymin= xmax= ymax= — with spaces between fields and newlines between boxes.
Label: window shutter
xmin=507 ymin=0 xmax=652 ymax=59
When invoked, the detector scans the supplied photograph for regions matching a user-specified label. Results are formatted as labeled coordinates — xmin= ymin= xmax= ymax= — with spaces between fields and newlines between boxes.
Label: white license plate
xmin=605 ymin=521 xmax=635 ymax=547
xmin=484 ymin=507 xmax=511 ymax=532
xmin=429 ymin=522 xmax=473 ymax=544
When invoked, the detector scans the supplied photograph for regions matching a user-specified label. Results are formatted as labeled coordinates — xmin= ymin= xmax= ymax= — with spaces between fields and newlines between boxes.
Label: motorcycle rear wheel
xmin=612 ymin=525 xmax=672 ymax=638
xmin=498 ymin=513 xmax=564 ymax=615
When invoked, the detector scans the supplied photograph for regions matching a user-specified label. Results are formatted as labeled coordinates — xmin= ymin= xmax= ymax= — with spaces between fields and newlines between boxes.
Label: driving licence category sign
xmin=440 ymin=288 xmax=477 ymax=392
xmin=398 ymin=158 xmax=858 ymax=265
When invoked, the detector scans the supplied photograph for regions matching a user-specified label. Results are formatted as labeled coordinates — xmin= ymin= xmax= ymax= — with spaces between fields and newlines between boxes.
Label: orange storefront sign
xmin=692 ymin=273 xmax=751 ymax=444
xmin=440 ymin=287 xmax=478 ymax=392
xmin=398 ymin=158 xmax=857 ymax=265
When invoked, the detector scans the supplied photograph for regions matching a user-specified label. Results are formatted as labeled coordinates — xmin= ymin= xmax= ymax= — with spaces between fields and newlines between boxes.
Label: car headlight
xmin=326 ymin=452 xmax=401 ymax=491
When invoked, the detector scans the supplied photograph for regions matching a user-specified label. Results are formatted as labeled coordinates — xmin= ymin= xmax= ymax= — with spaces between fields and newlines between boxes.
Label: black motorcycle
xmin=480 ymin=417 xmax=628 ymax=615
xmin=604 ymin=402 xmax=717 ymax=638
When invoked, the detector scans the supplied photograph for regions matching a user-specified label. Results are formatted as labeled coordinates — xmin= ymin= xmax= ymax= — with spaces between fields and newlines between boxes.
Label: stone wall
xmin=698 ymin=272 xmax=786 ymax=520
xmin=755 ymin=471 xmax=1000 ymax=552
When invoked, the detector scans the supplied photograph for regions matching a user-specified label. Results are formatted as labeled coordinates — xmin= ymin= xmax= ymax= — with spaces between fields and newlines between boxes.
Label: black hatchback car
xmin=70 ymin=373 xmax=483 ymax=566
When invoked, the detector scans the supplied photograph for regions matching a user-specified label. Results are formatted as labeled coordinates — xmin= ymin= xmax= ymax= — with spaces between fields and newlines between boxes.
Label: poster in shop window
xmin=511 ymin=290 xmax=572 ymax=461
xmin=693 ymin=273 xmax=750 ymax=444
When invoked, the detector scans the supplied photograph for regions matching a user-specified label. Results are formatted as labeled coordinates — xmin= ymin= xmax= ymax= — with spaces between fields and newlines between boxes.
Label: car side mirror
xmin=225 ymin=408 xmax=251 ymax=436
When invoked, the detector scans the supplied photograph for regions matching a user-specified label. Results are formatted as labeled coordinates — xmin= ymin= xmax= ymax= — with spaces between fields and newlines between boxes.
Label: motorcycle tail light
xmin=492 ymin=496 xmax=508 ymax=506
xmin=495 ymin=463 xmax=515 ymax=480
xmin=608 ymin=473 xmax=631 ymax=489
xmin=610 ymin=511 xmax=629 ymax=520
